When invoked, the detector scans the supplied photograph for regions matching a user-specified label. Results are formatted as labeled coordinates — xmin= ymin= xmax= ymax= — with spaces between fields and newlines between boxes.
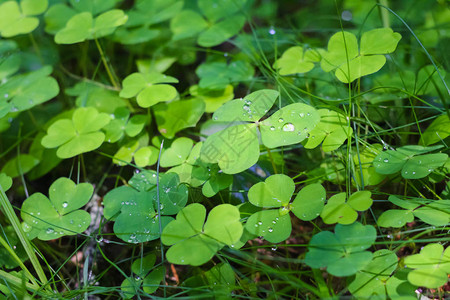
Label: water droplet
xmin=282 ymin=123 xmax=295 ymax=132
xmin=278 ymin=118 xmax=284 ymax=123
xmin=46 ymin=228 xmax=54 ymax=234
xmin=269 ymin=27 xmax=276 ymax=35
xmin=268 ymin=228 xmax=273 ymax=233
xmin=213 ymin=116 xmax=218 ymax=121
xmin=299 ymin=113 xmax=304 ymax=118
xmin=62 ymin=202 xmax=68 ymax=208
xmin=230 ymin=244 xmax=235 ymax=248
xmin=11 ymin=106 xmax=18 ymax=112
xmin=270 ymin=126 xmax=275 ymax=131
xmin=412 ymin=171 xmax=416 ymax=175
xmin=257 ymin=221 xmax=263 ymax=225
xmin=383 ymin=158 xmax=389 ymax=163
xmin=4 ymin=93 xmax=9 ymax=98
xmin=271 ymin=245 xmax=277 ymax=251
xmin=243 ymin=104 xmax=250 ymax=111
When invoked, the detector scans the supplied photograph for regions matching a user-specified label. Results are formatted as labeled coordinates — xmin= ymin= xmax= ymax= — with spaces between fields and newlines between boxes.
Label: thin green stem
xmin=94 ymin=38 xmax=119 ymax=89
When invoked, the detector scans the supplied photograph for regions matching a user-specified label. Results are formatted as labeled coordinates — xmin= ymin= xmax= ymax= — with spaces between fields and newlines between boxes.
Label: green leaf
xmin=373 ymin=145 xmax=448 ymax=179
xmin=1 ymin=154 xmax=39 ymax=178
xmin=248 ymin=174 xmax=294 ymax=207
xmin=55 ymin=9 xmax=128 ymax=44
xmin=213 ymin=89 xmax=279 ymax=123
xmin=320 ymin=191 xmax=372 ymax=224
xmin=198 ymin=14 xmax=246 ymax=47
xmin=348 ymin=250 xmax=400 ymax=298
xmin=0 ymin=66 xmax=59 ymax=118
xmin=274 ymin=46 xmax=320 ymax=75
xmin=321 ymin=28 xmax=401 ymax=83
xmin=202 ymin=172 xmax=233 ymax=197
xmin=245 ymin=210 xmax=291 ymax=243
xmin=404 ymin=243 xmax=450 ymax=288
xmin=421 ymin=114 xmax=450 ymax=146
xmin=20 ymin=177 xmax=92 ymax=240
xmin=198 ymin=0 xmax=246 ymax=22
xmin=162 ymin=203 xmax=242 ymax=265
xmin=291 ymin=184 xmax=326 ymax=221
xmin=196 ymin=60 xmax=254 ymax=90
xmin=153 ymin=99 xmax=205 ymax=139
xmin=41 ymin=107 xmax=110 ymax=158
xmin=260 ymin=103 xmax=320 ymax=148
xmin=303 ymin=109 xmax=352 ymax=152
xmin=170 ymin=10 xmax=208 ymax=40
xmin=304 ymin=222 xmax=376 ymax=277
xmin=44 ymin=4 xmax=77 ymax=34
xmin=378 ymin=209 xmax=414 ymax=228
xmin=131 ymin=254 xmax=156 ymax=277
xmin=190 ymin=84 xmax=234 ymax=113
xmin=0 ymin=0 xmax=48 ymax=37
xmin=200 ymin=123 xmax=259 ymax=174
xmin=160 ymin=138 xmax=194 ymax=167
xmin=0 ymin=173 xmax=12 ymax=192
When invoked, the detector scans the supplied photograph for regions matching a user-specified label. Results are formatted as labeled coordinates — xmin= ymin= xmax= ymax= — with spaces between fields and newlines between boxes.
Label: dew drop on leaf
xmin=62 ymin=202 xmax=68 ymax=208
xmin=278 ymin=118 xmax=284 ymax=123
xmin=46 ymin=228 xmax=54 ymax=234
xmin=270 ymin=126 xmax=275 ymax=131
xmin=282 ymin=123 xmax=295 ymax=132
xmin=268 ymin=228 xmax=273 ymax=233
xmin=383 ymin=158 xmax=389 ymax=163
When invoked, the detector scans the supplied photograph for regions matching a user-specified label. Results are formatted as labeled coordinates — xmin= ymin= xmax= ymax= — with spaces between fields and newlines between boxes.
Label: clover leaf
xmin=103 ymin=172 xmax=187 ymax=243
xmin=41 ymin=107 xmax=110 ymax=158
xmin=161 ymin=203 xmax=243 ymax=266
xmin=304 ymin=222 xmax=376 ymax=277
xmin=273 ymin=46 xmax=320 ymax=75
xmin=1 ymin=154 xmax=39 ymax=178
xmin=120 ymin=72 xmax=178 ymax=108
xmin=54 ymin=9 xmax=127 ymax=44
xmin=0 ymin=40 xmax=21 ymax=81
xmin=320 ymin=191 xmax=373 ymax=225
xmin=348 ymin=249 xmax=416 ymax=299
xmin=170 ymin=0 xmax=247 ymax=47
xmin=245 ymin=174 xmax=325 ymax=243
xmin=0 ymin=0 xmax=48 ymax=37
xmin=378 ymin=195 xmax=450 ymax=227
xmin=153 ymin=99 xmax=205 ymax=139
xmin=0 ymin=226 xmax=28 ymax=269
xmin=0 ymin=173 xmax=12 ymax=192
xmin=189 ymin=84 xmax=234 ymax=113
xmin=103 ymin=107 xmax=147 ymax=143
xmin=120 ymin=253 xmax=165 ymax=297
xmin=404 ymin=243 xmax=450 ymax=288
xmin=0 ymin=66 xmax=59 ymax=118
xmin=20 ymin=177 xmax=93 ymax=240
xmin=321 ymin=28 xmax=401 ymax=83
xmin=303 ymin=109 xmax=352 ymax=152
xmin=373 ymin=145 xmax=448 ymax=179
xmin=196 ymin=60 xmax=254 ymax=90
xmin=200 ymin=89 xmax=320 ymax=173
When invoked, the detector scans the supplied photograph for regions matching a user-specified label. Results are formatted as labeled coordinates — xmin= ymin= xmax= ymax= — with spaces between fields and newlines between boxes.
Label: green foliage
xmin=41 ymin=107 xmax=111 ymax=158
xmin=373 ymin=145 xmax=448 ymax=179
xmin=304 ymin=222 xmax=376 ymax=276
xmin=404 ymin=243 xmax=450 ymax=288
xmin=0 ymin=1 xmax=449 ymax=298
xmin=162 ymin=203 xmax=242 ymax=265
xmin=321 ymin=28 xmax=401 ymax=83
xmin=20 ymin=177 xmax=92 ymax=240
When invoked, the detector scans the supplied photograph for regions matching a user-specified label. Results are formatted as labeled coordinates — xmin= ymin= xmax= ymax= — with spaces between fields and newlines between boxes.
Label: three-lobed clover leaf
xmin=161 ymin=203 xmax=243 ymax=266
xmin=378 ymin=195 xmax=450 ymax=228
xmin=0 ymin=66 xmax=59 ymax=118
xmin=304 ymin=222 xmax=376 ymax=277
xmin=20 ymin=177 xmax=93 ymax=240
xmin=321 ymin=28 xmax=402 ymax=83
xmin=41 ymin=107 xmax=110 ymax=158
xmin=348 ymin=249 xmax=416 ymax=299
xmin=303 ymin=109 xmax=352 ymax=152
xmin=120 ymin=72 xmax=179 ymax=108
xmin=196 ymin=60 xmax=254 ymax=91
xmin=103 ymin=172 xmax=188 ymax=243
xmin=200 ymin=89 xmax=320 ymax=174
xmin=404 ymin=243 xmax=450 ymax=288
xmin=120 ymin=253 xmax=165 ymax=297
xmin=320 ymin=191 xmax=373 ymax=225
xmin=352 ymin=144 xmax=386 ymax=187
xmin=273 ymin=46 xmax=320 ymax=75
xmin=245 ymin=174 xmax=325 ymax=243
xmin=0 ymin=0 xmax=48 ymax=37
xmin=153 ymin=99 xmax=205 ymax=139
xmin=189 ymin=84 xmax=234 ymax=113
xmin=103 ymin=107 xmax=147 ymax=143
xmin=373 ymin=145 xmax=448 ymax=179
xmin=54 ymin=9 xmax=128 ymax=44
xmin=170 ymin=0 xmax=247 ymax=47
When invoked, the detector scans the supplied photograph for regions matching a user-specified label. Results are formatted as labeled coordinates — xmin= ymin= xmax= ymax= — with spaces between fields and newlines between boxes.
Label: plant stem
xmin=94 ymin=38 xmax=119 ymax=89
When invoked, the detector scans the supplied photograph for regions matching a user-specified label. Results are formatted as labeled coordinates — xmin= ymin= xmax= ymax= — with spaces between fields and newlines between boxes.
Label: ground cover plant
xmin=0 ymin=0 xmax=449 ymax=298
